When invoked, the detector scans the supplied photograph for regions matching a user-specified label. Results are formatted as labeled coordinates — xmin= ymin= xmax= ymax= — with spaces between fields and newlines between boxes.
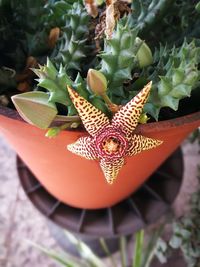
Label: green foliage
xmin=128 ymin=0 xmax=200 ymax=47
xmin=143 ymin=40 xmax=200 ymax=120
xmin=32 ymin=59 xmax=109 ymax=116
xmin=132 ymin=230 xmax=144 ymax=267
xmin=169 ymin=167 xmax=200 ymax=267
xmin=0 ymin=0 xmax=49 ymax=70
xmin=33 ymin=58 xmax=72 ymax=106
xmin=11 ymin=91 xmax=58 ymax=129
xmin=157 ymin=0 xmax=200 ymax=45
xmin=99 ymin=19 xmax=141 ymax=102
xmin=128 ymin=0 xmax=173 ymax=36
xmin=52 ymin=1 xmax=90 ymax=72
xmin=44 ymin=1 xmax=74 ymax=28
xmin=29 ymin=228 xmax=164 ymax=267
xmin=1 ymin=0 xmax=200 ymax=124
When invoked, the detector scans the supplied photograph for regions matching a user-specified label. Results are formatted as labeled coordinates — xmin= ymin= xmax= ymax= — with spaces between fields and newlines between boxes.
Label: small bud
xmin=48 ymin=27 xmax=60 ymax=49
xmin=26 ymin=56 xmax=38 ymax=70
xmin=17 ymin=81 xmax=31 ymax=92
xmin=45 ymin=127 xmax=61 ymax=138
xmin=70 ymin=122 xmax=80 ymax=129
xmin=87 ymin=69 xmax=107 ymax=95
xmin=139 ymin=113 xmax=149 ymax=124
xmin=136 ymin=37 xmax=153 ymax=68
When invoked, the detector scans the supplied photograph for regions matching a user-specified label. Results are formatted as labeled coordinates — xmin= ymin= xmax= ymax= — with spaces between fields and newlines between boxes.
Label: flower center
xmin=102 ymin=137 xmax=121 ymax=154
xmin=95 ymin=127 xmax=128 ymax=160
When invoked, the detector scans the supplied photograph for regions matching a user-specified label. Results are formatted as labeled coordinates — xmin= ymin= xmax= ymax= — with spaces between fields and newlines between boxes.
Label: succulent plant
xmin=142 ymin=40 xmax=200 ymax=119
xmin=0 ymin=0 xmax=199 ymax=131
xmin=51 ymin=1 xmax=90 ymax=72
xmin=169 ymin=166 xmax=200 ymax=267
xmin=99 ymin=20 xmax=141 ymax=101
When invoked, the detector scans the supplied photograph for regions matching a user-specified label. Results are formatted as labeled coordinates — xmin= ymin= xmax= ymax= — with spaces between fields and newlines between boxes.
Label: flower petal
xmin=127 ymin=134 xmax=163 ymax=156
xmin=68 ymin=87 xmax=110 ymax=136
xmin=112 ymin=82 xmax=152 ymax=136
xmin=67 ymin=136 xmax=98 ymax=160
xmin=100 ymin=158 xmax=125 ymax=184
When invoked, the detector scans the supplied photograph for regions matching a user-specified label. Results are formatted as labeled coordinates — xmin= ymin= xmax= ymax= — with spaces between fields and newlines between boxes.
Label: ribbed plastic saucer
xmin=17 ymin=148 xmax=183 ymax=238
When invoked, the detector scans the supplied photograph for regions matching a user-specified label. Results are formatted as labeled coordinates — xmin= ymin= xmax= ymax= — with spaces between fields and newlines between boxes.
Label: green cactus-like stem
xmin=144 ymin=40 xmax=200 ymax=120
xmin=44 ymin=1 xmax=73 ymax=28
xmin=32 ymin=59 xmax=88 ymax=115
xmin=129 ymin=0 xmax=174 ymax=35
xmin=53 ymin=1 xmax=90 ymax=71
xmin=32 ymin=59 xmax=72 ymax=106
xmin=33 ymin=59 xmax=109 ymax=116
xmin=99 ymin=20 xmax=141 ymax=101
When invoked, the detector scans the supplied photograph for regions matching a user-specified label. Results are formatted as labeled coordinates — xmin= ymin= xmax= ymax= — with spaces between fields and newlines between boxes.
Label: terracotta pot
xmin=0 ymin=106 xmax=200 ymax=209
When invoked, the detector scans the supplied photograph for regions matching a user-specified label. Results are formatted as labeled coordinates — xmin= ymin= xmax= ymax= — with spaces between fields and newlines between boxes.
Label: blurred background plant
xmin=145 ymin=164 xmax=200 ymax=267
xmin=169 ymin=165 xmax=200 ymax=267
xmin=28 ymin=163 xmax=200 ymax=267
xmin=29 ymin=225 xmax=164 ymax=267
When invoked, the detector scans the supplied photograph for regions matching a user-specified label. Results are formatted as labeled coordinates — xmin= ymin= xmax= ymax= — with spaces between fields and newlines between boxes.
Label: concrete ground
xmin=0 ymin=134 xmax=199 ymax=267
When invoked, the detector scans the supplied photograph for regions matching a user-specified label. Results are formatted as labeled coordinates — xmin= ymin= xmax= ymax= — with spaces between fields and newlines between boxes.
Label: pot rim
xmin=0 ymin=105 xmax=200 ymax=134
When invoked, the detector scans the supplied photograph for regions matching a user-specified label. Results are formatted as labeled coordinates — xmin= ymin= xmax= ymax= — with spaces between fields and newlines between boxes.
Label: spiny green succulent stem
xmin=99 ymin=19 xmax=141 ymax=99
xmin=130 ymin=0 xmax=174 ymax=35
xmin=143 ymin=40 xmax=200 ymax=120
xmin=53 ymin=1 xmax=90 ymax=71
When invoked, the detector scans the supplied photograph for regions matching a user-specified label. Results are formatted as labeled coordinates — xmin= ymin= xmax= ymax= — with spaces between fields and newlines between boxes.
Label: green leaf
xmin=120 ymin=236 xmax=128 ymax=267
xmin=11 ymin=91 xmax=57 ymax=129
xmin=64 ymin=231 xmax=105 ymax=267
xmin=143 ymin=40 xmax=200 ymax=119
xmin=99 ymin=238 xmax=117 ymax=267
xmin=27 ymin=240 xmax=79 ymax=267
xmin=32 ymin=59 xmax=72 ymax=106
xmin=141 ymin=225 xmax=164 ymax=267
xmin=132 ymin=230 xmax=144 ymax=267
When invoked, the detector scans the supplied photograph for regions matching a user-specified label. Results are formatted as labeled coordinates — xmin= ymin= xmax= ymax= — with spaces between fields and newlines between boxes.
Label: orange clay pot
xmin=0 ymin=107 xmax=200 ymax=209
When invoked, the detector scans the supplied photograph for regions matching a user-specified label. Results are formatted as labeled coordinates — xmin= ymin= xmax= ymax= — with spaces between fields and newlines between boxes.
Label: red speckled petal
xmin=67 ymin=136 xmax=98 ymax=160
xmin=68 ymin=87 xmax=110 ymax=136
xmin=112 ymin=82 xmax=152 ymax=136
xmin=127 ymin=134 xmax=163 ymax=156
xmin=100 ymin=158 xmax=125 ymax=184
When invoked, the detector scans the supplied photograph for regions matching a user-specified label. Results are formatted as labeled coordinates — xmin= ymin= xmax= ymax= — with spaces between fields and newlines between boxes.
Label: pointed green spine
xmin=53 ymin=1 xmax=90 ymax=71
xmin=144 ymin=40 xmax=200 ymax=120
xmin=128 ymin=0 xmax=173 ymax=35
xmin=99 ymin=20 xmax=141 ymax=100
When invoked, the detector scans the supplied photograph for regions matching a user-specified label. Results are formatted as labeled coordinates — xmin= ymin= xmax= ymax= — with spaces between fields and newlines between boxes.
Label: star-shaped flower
xmin=67 ymin=82 xmax=163 ymax=184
